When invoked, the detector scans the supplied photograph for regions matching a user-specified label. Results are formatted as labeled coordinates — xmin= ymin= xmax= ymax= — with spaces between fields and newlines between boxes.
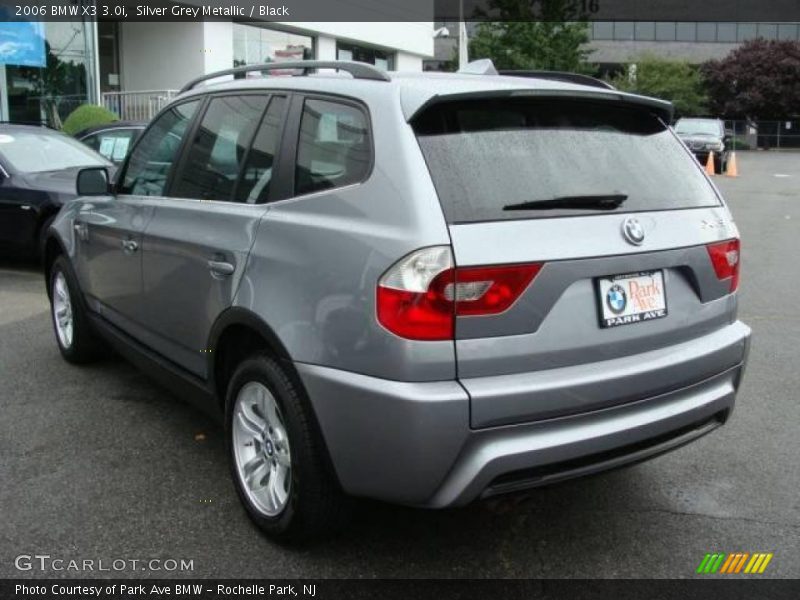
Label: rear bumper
xmin=296 ymin=321 xmax=751 ymax=508
xmin=464 ymin=320 xmax=750 ymax=428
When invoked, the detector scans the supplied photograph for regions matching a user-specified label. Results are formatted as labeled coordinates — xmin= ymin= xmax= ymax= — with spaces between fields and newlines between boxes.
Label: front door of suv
xmin=137 ymin=93 xmax=287 ymax=378
xmin=77 ymin=99 xmax=200 ymax=335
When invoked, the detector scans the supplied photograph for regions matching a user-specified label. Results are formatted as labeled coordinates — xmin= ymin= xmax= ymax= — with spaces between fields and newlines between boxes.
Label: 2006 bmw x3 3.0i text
xmin=43 ymin=60 xmax=751 ymax=542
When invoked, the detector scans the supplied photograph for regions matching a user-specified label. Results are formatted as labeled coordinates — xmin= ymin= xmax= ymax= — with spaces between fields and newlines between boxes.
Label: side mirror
xmin=76 ymin=167 xmax=110 ymax=196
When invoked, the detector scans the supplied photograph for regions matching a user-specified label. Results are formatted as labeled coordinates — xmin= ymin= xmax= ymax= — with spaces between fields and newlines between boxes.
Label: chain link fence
xmin=724 ymin=120 xmax=800 ymax=151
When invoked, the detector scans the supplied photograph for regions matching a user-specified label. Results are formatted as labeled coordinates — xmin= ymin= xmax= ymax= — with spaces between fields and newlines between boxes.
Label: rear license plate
xmin=596 ymin=270 xmax=668 ymax=328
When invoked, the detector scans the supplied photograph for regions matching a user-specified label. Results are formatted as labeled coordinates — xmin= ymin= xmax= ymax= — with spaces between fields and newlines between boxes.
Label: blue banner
xmin=0 ymin=20 xmax=46 ymax=67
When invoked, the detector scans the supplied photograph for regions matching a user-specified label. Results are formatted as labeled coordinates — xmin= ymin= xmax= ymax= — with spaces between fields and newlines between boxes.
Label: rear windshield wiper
xmin=503 ymin=194 xmax=628 ymax=211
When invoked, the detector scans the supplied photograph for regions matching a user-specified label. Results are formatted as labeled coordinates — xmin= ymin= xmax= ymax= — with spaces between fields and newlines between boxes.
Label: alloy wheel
xmin=232 ymin=381 xmax=292 ymax=517
xmin=52 ymin=271 xmax=74 ymax=349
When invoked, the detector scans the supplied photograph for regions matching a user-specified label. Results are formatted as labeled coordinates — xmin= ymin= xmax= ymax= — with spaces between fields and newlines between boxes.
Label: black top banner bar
xmin=2 ymin=0 xmax=800 ymax=22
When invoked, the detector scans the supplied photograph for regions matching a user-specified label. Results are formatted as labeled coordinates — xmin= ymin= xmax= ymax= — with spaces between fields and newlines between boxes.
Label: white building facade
xmin=115 ymin=21 xmax=433 ymax=92
xmin=0 ymin=20 xmax=433 ymax=124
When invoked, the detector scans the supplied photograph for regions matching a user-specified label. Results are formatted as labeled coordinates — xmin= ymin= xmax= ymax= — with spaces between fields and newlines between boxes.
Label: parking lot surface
xmin=1 ymin=152 xmax=798 ymax=578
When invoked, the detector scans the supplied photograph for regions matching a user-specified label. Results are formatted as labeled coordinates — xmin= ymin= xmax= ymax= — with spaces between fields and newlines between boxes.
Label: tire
xmin=226 ymin=354 xmax=349 ymax=543
xmin=49 ymin=256 xmax=104 ymax=364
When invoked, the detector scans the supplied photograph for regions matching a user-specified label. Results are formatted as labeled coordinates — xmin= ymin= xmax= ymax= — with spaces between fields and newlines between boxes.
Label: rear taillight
xmin=377 ymin=246 xmax=542 ymax=341
xmin=706 ymin=239 xmax=740 ymax=292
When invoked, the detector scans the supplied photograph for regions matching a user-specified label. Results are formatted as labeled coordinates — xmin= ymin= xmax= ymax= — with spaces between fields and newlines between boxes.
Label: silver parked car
xmin=43 ymin=61 xmax=751 ymax=542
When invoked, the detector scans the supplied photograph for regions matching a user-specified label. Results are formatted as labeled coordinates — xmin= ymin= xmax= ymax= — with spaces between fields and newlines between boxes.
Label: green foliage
xmin=467 ymin=1 xmax=592 ymax=72
xmin=609 ymin=55 xmax=708 ymax=117
xmin=702 ymin=40 xmax=800 ymax=118
xmin=62 ymin=104 xmax=119 ymax=136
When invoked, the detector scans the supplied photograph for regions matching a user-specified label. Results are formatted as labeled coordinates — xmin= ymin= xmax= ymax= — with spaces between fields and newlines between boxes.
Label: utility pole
xmin=458 ymin=0 xmax=469 ymax=70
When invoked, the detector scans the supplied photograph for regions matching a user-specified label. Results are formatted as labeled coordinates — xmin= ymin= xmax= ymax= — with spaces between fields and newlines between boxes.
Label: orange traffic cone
xmin=705 ymin=152 xmax=716 ymax=176
xmin=726 ymin=152 xmax=739 ymax=177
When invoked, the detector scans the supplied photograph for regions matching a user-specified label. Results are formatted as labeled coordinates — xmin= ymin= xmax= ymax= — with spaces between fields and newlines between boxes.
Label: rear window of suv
xmin=412 ymin=98 xmax=720 ymax=223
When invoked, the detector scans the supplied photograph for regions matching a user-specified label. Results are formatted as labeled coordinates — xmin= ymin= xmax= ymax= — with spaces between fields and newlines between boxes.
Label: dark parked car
xmin=76 ymin=121 xmax=146 ymax=164
xmin=0 ymin=124 xmax=112 ymax=259
xmin=674 ymin=118 xmax=731 ymax=173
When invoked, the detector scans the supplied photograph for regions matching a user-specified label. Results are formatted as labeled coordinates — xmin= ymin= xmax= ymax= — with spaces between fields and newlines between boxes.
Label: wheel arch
xmin=43 ymin=234 xmax=69 ymax=300
xmin=208 ymin=308 xmax=345 ymax=490
xmin=207 ymin=307 xmax=295 ymax=408
xmin=34 ymin=205 xmax=61 ymax=260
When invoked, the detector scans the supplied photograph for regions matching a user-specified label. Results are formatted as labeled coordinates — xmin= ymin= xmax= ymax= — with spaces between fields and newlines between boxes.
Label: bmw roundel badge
xmin=606 ymin=284 xmax=627 ymax=315
xmin=622 ymin=217 xmax=645 ymax=246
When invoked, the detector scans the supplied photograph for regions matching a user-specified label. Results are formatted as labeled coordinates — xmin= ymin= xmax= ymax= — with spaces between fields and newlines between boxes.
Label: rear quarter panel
xmin=236 ymin=91 xmax=456 ymax=382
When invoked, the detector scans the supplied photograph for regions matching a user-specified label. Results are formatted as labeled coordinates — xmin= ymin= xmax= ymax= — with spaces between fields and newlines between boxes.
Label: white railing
xmin=101 ymin=90 xmax=179 ymax=121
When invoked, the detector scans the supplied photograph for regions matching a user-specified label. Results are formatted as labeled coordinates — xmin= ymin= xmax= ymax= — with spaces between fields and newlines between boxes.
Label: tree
xmin=702 ymin=39 xmax=800 ymax=118
xmin=468 ymin=1 xmax=592 ymax=72
xmin=609 ymin=55 xmax=708 ymax=116
xmin=62 ymin=104 xmax=119 ymax=136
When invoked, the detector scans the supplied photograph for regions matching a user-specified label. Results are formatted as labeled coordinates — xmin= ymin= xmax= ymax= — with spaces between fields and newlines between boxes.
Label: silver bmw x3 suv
xmin=44 ymin=60 xmax=751 ymax=541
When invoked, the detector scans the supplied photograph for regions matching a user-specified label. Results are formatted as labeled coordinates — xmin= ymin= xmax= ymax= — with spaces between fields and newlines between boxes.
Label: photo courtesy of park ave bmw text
xmin=0 ymin=0 xmax=799 ymax=598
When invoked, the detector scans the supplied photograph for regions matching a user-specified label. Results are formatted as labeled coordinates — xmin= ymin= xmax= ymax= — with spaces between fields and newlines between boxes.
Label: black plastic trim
xmin=89 ymin=313 xmax=220 ymax=421
xmin=483 ymin=410 xmax=727 ymax=498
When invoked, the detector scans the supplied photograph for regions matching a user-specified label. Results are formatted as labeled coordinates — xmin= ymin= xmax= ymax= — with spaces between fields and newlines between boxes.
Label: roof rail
xmin=180 ymin=60 xmax=391 ymax=93
xmin=499 ymin=70 xmax=616 ymax=90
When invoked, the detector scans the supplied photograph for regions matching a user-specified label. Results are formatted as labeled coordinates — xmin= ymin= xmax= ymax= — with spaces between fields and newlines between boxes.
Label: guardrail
xmin=101 ymin=90 xmax=178 ymax=122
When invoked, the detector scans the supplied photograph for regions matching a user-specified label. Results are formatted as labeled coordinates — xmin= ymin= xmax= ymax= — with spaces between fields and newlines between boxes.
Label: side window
xmin=85 ymin=130 xmax=137 ymax=163
xmin=294 ymin=98 xmax=371 ymax=196
xmin=235 ymin=96 xmax=286 ymax=204
xmin=81 ymin=133 xmax=101 ymax=152
xmin=172 ymin=95 xmax=269 ymax=202
xmin=120 ymin=101 xmax=199 ymax=196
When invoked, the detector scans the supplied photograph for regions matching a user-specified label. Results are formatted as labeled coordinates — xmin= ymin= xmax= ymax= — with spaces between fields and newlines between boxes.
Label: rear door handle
xmin=121 ymin=239 xmax=138 ymax=254
xmin=208 ymin=260 xmax=235 ymax=277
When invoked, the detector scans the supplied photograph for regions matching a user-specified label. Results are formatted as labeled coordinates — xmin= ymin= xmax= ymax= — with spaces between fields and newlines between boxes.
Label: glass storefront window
xmin=1 ymin=21 xmax=97 ymax=127
xmin=737 ymin=23 xmax=758 ymax=41
xmin=757 ymin=23 xmax=778 ymax=40
xmin=337 ymin=43 xmax=395 ymax=71
xmin=590 ymin=20 xmax=798 ymax=44
xmin=697 ymin=23 xmax=717 ymax=42
xmin=613 ymin=22 xmax=634 ymax=41
xmin=592 ymin=22 xmax=614 ymax=40
xmin=778 ymin=23 xmax=798 ymax=40
xmin=717 ymin=23 xmax=737 ymax=42
xmin=98 ymin=21 xmax=121 ymax=93
xmin=676 ymin=22 xmax=696 ymax=41
xmin=655 ymin=22 xmax=676 ymax=41
xmin=634 ymin=22 xmax=655 ymax=41
xmin=232 ymin=23 xmax=314 ymax=69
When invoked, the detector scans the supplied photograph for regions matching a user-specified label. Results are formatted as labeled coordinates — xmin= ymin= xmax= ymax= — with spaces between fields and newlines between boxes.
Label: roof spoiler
xmin=499 ymin=70 xmax=616 ymax=90
xmin=457 ymin=60 xmax=615 ymax=91
xmin=406 ymin=89 xmax=674 ymax=125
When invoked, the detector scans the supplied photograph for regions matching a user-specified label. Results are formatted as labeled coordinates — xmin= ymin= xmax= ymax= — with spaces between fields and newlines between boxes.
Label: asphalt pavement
xmin=1 ymin=152 xmax=798 ymax=579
